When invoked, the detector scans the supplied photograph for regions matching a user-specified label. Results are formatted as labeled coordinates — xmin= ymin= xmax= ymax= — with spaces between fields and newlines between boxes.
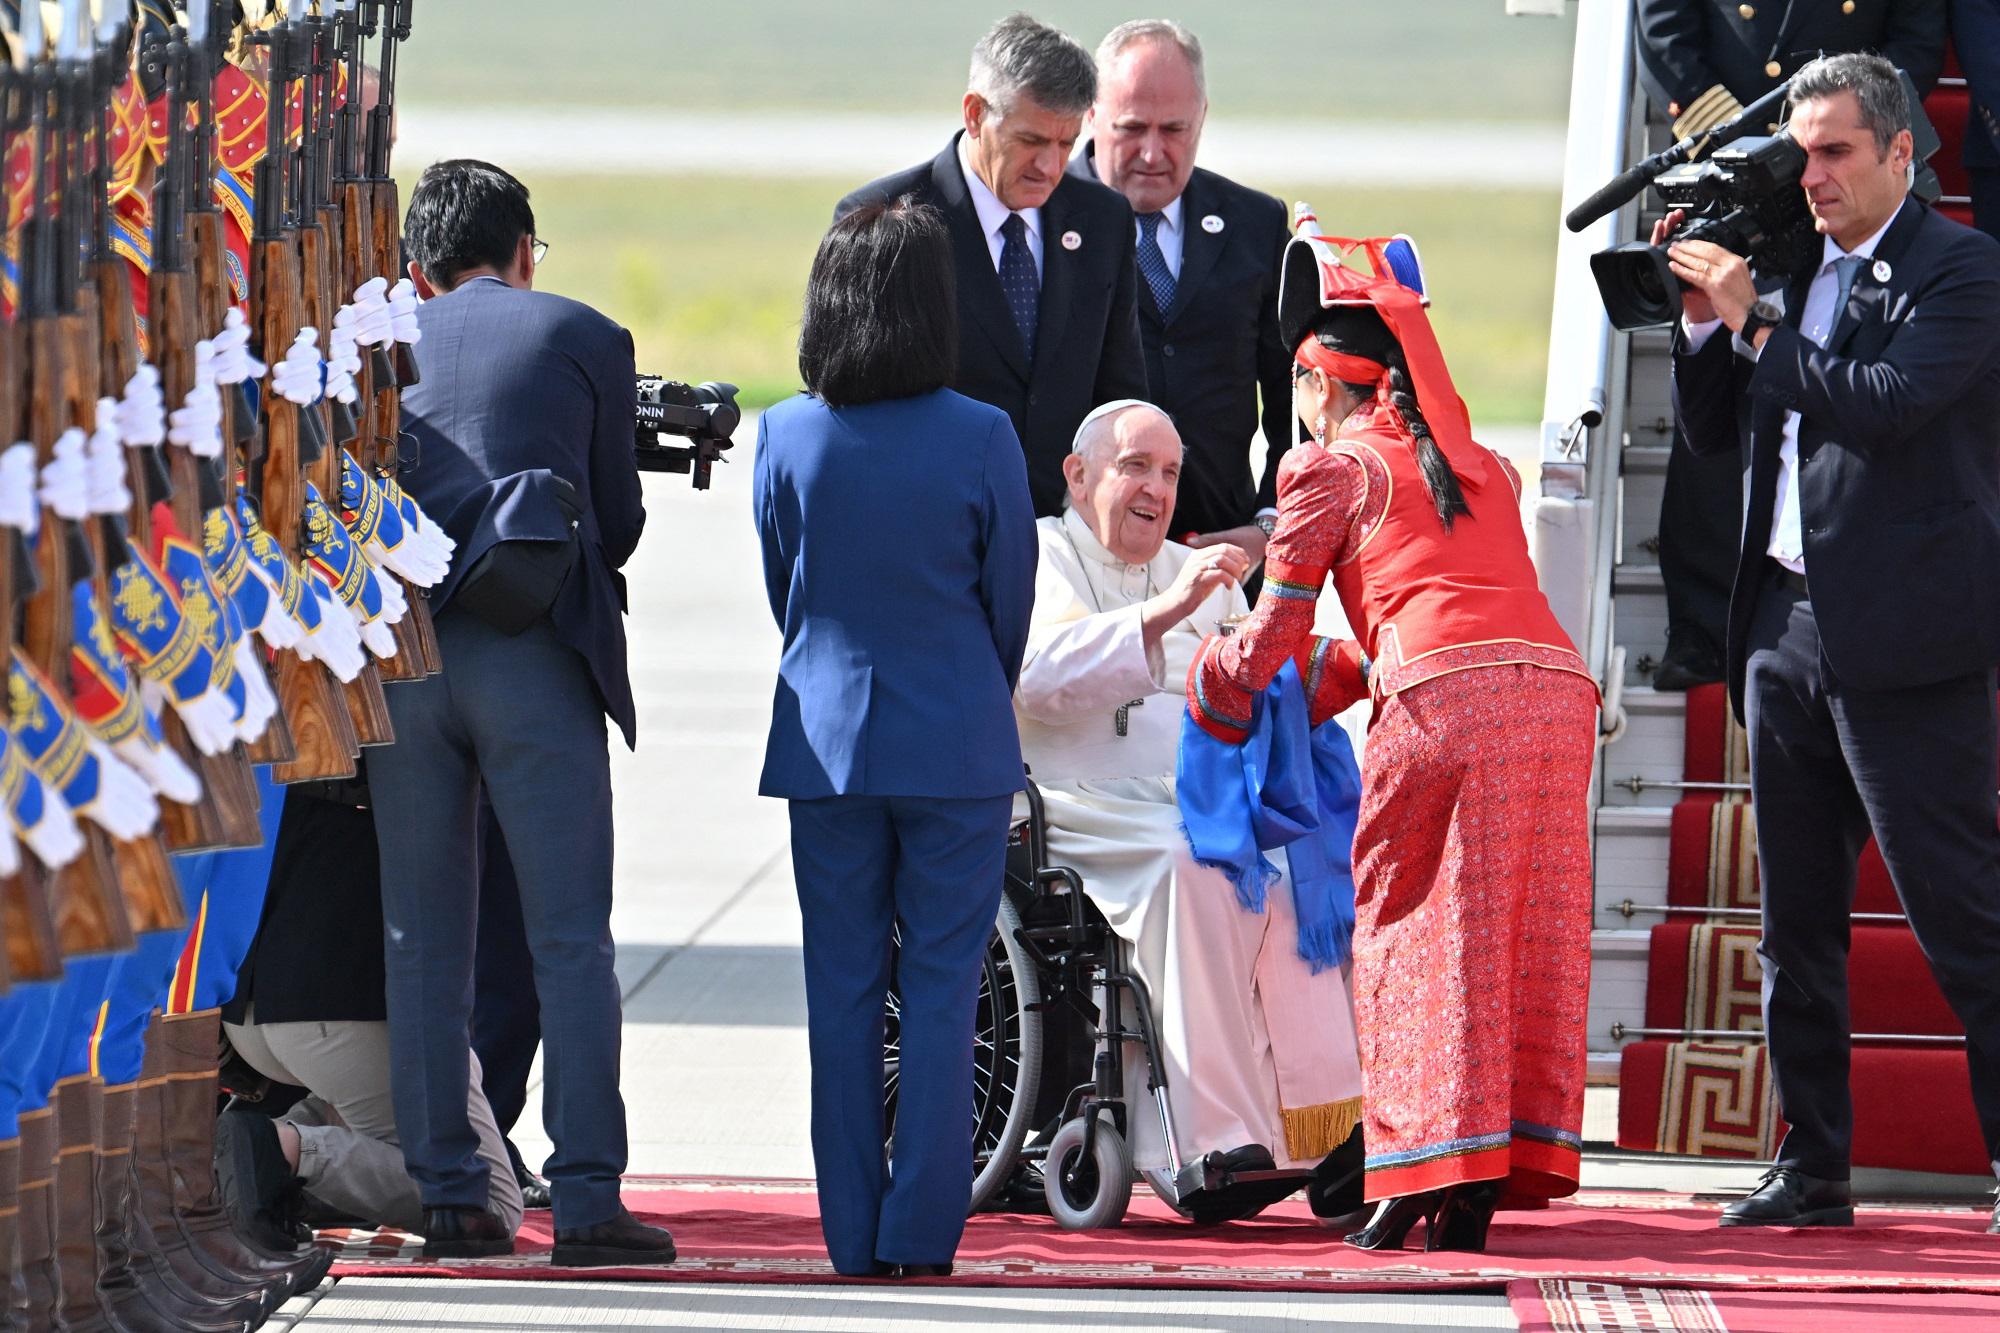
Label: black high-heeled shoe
xmin=1427 ymin=1180 xmax=1504 ymax=1253
xmin=1342 ymin=1189 xmax=1444 ymax=1250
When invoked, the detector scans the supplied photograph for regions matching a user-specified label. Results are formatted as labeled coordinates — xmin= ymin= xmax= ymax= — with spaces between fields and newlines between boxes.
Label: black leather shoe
xmin=973 ymin=1162 xmax=1050 ymax=1216
xmin=1718 ymin=1168 xmax=1853 ymax=1228
xmin=896 ymin=1262 xmax=952 ymax=1278
xmin=514 ymin=1162 xmax=552 ymax=1212
xmin=551 ymin=1205 xmax=675 ymax=1267
xmin=1652 ymin=626 xmax=1725 ymax=692
xmin=421 ymin=1206 xmax=514 ymax=1260
xmin=1308 ymin=1129 xmax=1369 ymax=1230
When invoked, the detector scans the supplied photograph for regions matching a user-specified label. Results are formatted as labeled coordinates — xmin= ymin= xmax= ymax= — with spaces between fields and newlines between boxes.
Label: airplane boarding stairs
xmin=1539 ymin=5 xmax=1992 ymax=1183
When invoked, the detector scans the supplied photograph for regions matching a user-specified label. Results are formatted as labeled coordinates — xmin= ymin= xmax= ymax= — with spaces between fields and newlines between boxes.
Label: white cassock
xmin=1014 ymin=510 xmax=1365 ymax=1172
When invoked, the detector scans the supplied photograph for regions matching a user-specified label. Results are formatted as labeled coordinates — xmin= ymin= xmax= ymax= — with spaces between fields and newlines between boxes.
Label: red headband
xmin=1294 ymin=340 xmax=1388 ymax=388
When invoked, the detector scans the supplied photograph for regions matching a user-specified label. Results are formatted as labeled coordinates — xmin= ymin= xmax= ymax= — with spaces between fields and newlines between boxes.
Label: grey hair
xmin=1787 ymin=52 xmax=1909 ymax=154
xmin=1094 ymin=19 xmax=1206 ymax=97
xmin=969 ymin=13 xmax=1097 ymax=121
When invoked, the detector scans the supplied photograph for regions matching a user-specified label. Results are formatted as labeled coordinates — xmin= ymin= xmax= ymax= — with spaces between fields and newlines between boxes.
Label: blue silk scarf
xmin=1176 ymin=660 xmax=1362 ymax=972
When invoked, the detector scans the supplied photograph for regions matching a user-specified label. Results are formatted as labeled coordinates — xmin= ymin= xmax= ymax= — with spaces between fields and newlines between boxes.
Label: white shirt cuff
xmin=1682 ymin=316 xmax=1724 ymax=351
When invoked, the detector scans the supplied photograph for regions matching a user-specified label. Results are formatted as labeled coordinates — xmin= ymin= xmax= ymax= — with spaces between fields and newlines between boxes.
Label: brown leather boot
xmin=15 ymin=1108 xmax=64 ymax=1332
xmin=52 ymin=1077 xmax=114 ymax=1332
xmin=92 ymin=1082 xmax=252 ymax=1333
xmin=130 ymin=1024 xmax=288 ymax=1320
xmin=1 ymin=1134 xmax=27 ymax=1333
xmin=151 ymin=1012 xmax=329 ymax=1299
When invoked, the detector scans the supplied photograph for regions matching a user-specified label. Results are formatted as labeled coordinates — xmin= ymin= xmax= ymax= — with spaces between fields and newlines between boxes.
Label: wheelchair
xmin=882 ymin=780 xmax=1309 ymax=1230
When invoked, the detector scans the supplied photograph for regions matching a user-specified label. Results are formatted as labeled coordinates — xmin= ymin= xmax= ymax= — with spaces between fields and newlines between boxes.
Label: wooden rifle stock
xmin=148 ymin=264 xmax=263 ymax=849
xmin=0 ymin=313 xmax=62 ymax=983
xmin=188 ymin=210 xmax=300 ymax=768
xmin=366 ymin=175 xmax=442 ymax=676
xmin=299 ymin=213 xmax=398 ymax=737
xmin=25 ymin=311 xmax=136 ymax=957
xmin=256 ymin=236 xmax=358 ymax=785
xmin=85 ymin=258 xmax=189 ymax=928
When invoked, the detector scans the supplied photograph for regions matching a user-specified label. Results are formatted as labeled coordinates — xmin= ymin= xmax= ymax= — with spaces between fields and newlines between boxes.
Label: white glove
xmin=231 ymin=638 xmax=279 ymax=743
xmin=117 ymin=365 xmax=168 ymax=448
xmin=74 ymin=740 xmax=161 ymax=840
xmin=388 ymin=278 xmax=423 ymax=346
xmin=349 ymin=276 xmax=392 ymax=348
xmin=12 ymin=774 xmax=84 ymax=869
xmin=88 ymin=400 xmax=134 ymax=517
xmin=271 ymin=329 xmax=325 ymax=407
xmin=210 ymin=308 xmax=266 ymax=387
xmin=327 ymin=306 xmax=363 ymax=404
xmin=168 ymin=343 xmax=225 ymax=460
xmin=112 ymin=732 xmax=202 ymax=806
xmin=299 ymin=576 xmax=367 ymax=682
xmin=371 ymin=555 xmax=409 ymax=624
xmin=0 ymin=443 xmax=42 ymax=536
xmin=172 ymin=685 xmax=245 ymax=757
xmin=0 ymin=804 xmax=19 ymax=878
xmin=40 ymin=430 xmax=90 ymax=523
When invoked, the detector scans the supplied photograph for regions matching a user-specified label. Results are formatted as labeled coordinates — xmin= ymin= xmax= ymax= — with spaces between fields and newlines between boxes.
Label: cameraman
xmin=1666 ymin=54 xmax=2000 ymax=1233
xmin=371 ymin=159 xmax=672 ymax=1264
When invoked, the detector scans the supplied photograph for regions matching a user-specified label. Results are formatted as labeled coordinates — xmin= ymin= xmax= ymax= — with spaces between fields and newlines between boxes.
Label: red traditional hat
xmin=1277 ymin=205 xmax=1487 ymax=490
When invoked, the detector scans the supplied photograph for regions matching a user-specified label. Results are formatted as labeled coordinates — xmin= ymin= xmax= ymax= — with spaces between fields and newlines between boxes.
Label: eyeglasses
xmin=530 ymin=237 xmax=549 ymax=266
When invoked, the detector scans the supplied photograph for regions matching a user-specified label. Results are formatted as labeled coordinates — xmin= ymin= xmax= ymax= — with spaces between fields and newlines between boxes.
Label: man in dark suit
xmin=1069 ymin=19 xmax=1291 ymax=566
xmin=1634 ymin=0 xmax=1946 ymax=690
xmin=1952 ymin=0 xmax=2000 ymax=241
xmin=1667 ymin=53 xmax=2000 ymax=1232
xmin=835 ymin=13 xmax=1148 ymax=517
xmin=372 ymin=159 xmax=672 ymax=1265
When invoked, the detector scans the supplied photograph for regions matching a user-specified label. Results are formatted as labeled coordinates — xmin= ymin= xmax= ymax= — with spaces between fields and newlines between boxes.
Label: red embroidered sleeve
xmin=1187 ymin=447 xmax=1366 ymax=740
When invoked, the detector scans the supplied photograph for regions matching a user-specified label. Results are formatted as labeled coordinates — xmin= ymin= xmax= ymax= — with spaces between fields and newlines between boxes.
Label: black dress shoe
xmin=1344 ymin=1190 xmax=1444 ymax=1250
xmin=896 ymin=1262 xmax=953 ymax=1277
xmin=1718 ymin=1168 xmax=1853 ymax=1228
xmin=551 ymin=1205 xmax=676 ymax=1267
xmin=1652 ymin=626 xmax=1725 ymax=692
xmin=513 ymin=1162 xmax=553 ymax=1212
xmin=421 ymin=1206 xmax=514 ymax=1260
xmin=1308 ymin=1130 xmax=1369 ymax=1230
xmin=973 ymin=1162 xmax=1050 ymax=1216
xmin=1428 ymin=1180 xmax=1504 ymax=1252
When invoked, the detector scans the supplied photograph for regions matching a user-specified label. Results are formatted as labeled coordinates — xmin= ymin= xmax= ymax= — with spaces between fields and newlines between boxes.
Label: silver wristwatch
xmin=1254 ymin=514 xmax=1277 ymax=539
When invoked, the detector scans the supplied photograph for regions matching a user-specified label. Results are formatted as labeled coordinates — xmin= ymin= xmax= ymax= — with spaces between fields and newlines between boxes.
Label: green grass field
xmin=507 ymin=172 xmax=1560 ymax=424
xmin=401 ymin=1 xmax=1576 ymax=125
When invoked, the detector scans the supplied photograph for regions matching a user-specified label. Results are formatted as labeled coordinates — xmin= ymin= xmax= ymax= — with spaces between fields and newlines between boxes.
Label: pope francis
xmin=1013 ymin=399 xmax=1366 ymax=1223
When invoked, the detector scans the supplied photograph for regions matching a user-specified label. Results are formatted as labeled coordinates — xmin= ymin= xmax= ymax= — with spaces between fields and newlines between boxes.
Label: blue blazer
xmin=400 ymin=278 xmax=647 ymax=747
xmin=754 ymin=389 xmax=1037 ymax=800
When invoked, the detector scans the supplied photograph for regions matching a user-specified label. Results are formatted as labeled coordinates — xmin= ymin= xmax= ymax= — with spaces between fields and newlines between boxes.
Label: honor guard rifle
xmin=147 ymin=9 xmax=264 ymax=845
xmin=278 ymin=0 xmax=395 ymax=749
xmin=0 ymin=18 xmax=63 ymax=984
xmin=248 ymin=0 xmax=360 ymax=782
xmin=20 ymin=0 xmax=136 ymax=954
xmin=357 ymin=0 xmax=438 ymax=676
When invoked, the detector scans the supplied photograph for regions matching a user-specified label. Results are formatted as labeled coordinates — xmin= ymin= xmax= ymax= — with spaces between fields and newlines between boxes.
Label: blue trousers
xmin=168 ymin=769 xmax=287 ymax=1015
xmin=0 ymin=982 xmax=60 ymax=1138
xmin=787 ymin=793 xmax=1009 ymax=1275
xmin=370 ymin=612 xmax=625 ymax=1230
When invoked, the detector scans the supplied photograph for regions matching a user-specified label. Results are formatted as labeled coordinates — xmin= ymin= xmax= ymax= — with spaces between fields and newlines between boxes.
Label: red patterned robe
xmin=1190 ymin=402 xmax=1599 ymax=1201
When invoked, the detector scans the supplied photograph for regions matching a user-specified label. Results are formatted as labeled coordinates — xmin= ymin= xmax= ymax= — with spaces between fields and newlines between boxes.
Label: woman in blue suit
xmin=754 ymin=198 xmax=1037 ymax=1277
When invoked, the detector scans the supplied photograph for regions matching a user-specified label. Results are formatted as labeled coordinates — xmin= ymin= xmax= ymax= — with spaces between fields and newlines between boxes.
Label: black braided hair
xmin=1310 ymin=306 xmax=1470 ymax=532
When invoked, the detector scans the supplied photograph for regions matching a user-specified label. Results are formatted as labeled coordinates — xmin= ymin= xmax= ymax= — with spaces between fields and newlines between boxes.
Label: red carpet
xmin=322 ymin=1176 xmax=2000 ymax=1293
xmin=1511 ymin=1278 xmax=2000 ymax=1331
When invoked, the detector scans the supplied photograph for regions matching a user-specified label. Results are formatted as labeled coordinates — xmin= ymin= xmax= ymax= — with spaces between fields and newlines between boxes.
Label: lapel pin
xmin=1871 ymin=259 xmax=1891 ymax=283
xmin=1061 ymin=230 xmax=1082 ymax=251
xmin=1201 ymin=214 xmax=1224 ymax=233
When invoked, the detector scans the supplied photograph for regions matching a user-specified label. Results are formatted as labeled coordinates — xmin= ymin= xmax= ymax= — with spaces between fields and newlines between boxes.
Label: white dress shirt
xmin=957 ymin=133 xmax=1043 ymax=277
xmin=1682 ymin=202 xmax=1903 ymax=574
xmin=1134 ymin=194 xmax=1185 ymax=277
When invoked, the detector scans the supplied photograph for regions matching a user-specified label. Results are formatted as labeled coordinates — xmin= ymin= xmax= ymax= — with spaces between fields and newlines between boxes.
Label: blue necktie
xmin=997 ymin=212 xmax=1038 ymax=360
xmin=1137 ymin=211 xmax=1176 ymax=313
xmin=1820 ymin=253 xmax=1867 ymax=348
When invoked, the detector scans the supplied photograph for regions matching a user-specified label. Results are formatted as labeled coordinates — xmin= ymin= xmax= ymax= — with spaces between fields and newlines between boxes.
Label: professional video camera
xmin=1569 ymin=67 xmax=1940 ymax=333
xmin=635 ymin=376 xmax=741 ymax=490
xmin=1590 ymin=135 xmax=1817 ymax=331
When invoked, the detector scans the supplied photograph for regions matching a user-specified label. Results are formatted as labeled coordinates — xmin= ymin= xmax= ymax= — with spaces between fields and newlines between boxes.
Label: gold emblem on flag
xmin=115 ymin=565 xmax=168 ymax=634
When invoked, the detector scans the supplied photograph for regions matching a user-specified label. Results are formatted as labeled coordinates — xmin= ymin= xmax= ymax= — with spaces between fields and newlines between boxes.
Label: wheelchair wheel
xmin=883 ymin=893 xmax=1042 ymax=1214
xmin=1045 ymin=1113 xmax=1133 ymax=1231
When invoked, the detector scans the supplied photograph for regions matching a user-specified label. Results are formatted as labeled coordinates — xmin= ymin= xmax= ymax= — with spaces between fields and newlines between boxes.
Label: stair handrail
xmin=1533 ymin=0 xmax=1640 ymax=694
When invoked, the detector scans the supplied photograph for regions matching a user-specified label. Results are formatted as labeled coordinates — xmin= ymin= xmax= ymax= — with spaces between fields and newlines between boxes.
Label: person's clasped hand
xmin=1655 ymin=208 xmax=1759 ymax=332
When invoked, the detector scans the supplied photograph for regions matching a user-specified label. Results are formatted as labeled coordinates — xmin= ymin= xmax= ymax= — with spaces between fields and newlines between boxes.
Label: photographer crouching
xmin=367 ymin=159 xmax=675 ymax=1263
xmin=1664 ymin=54 xmax=2000 ymax=1232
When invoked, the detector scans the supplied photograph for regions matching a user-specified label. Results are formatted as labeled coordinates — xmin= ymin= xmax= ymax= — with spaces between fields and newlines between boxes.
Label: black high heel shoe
xmin=1342 ymin=1189 xmax=1444 ymax=1250
xmin=1427 ymin=1180 xmax=1504 ymax=1253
